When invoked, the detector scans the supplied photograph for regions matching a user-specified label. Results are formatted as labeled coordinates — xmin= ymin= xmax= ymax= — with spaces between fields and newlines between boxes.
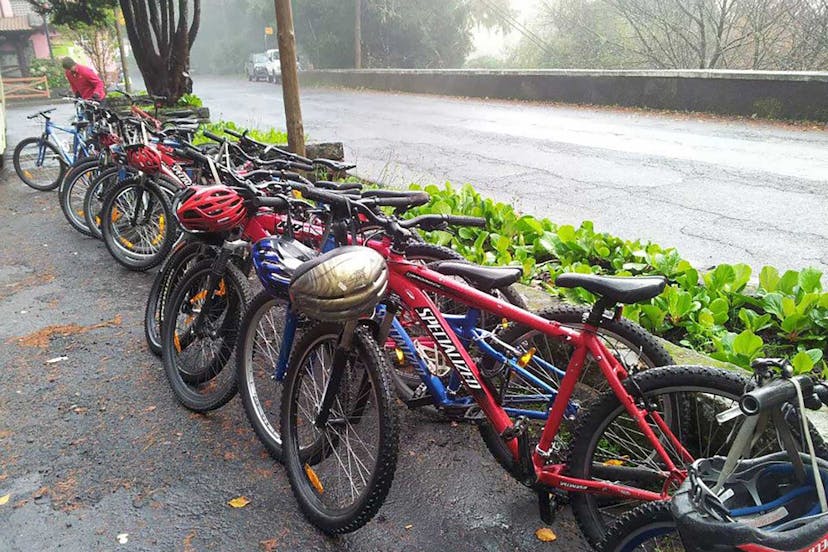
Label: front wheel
xmin=281 ymin=323 xmax=399 ymax=535
xmin=596 ymin=501 xmax=679 ymax=552
xmin=567 ymin=365 xmax=828 ymax=547
xmin=59 ymin=159 xmax=101 ymax=236
xmin=100 ymin=177 xmax=178 ymax=271
xmin=13 ymin=137 xmax=66 ymax=191
xmin=161 ymin=259 xmax=251 ymax=412
xmin=237 ymin=291 xmax=290 ymax=461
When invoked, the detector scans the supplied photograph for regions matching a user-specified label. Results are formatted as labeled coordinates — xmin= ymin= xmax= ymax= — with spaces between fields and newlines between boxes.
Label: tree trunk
xmin=118 ymin=0 xmax=199 ymax=104
xmin=274 ymin=0 xmax=306 ymax=156
xmin=115 ymin=8 xmax=131 ymax=92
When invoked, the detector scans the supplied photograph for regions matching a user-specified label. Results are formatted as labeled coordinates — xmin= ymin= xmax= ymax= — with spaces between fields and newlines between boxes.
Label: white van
xmin=265 ymin=49 xmax=280 ymax=83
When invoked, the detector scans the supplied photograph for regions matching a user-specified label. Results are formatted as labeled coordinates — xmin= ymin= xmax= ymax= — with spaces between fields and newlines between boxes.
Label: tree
xmin=513 ymin=0 xmax=828 ymax=70
xmin=292 ymin=0 xmax=490 ymax=69
xmin=59 ymin=14 xmax=119 ymax=87
xmin=30 ymin=0 xmax=202 ymax=103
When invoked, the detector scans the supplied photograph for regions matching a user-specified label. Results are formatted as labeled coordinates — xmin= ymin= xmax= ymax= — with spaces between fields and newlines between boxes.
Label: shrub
xmin=407 ymin=182 xmax=827 ymax=373
xmin=30 ymin=59 xmax=66 ymax=91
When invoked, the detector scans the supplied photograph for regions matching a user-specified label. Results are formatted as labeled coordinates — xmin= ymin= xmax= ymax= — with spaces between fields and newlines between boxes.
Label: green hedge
xmin=407 ymin=183 xmax=827 ymax=374
xmin=192 ymin=120 xmax=288 ymax=146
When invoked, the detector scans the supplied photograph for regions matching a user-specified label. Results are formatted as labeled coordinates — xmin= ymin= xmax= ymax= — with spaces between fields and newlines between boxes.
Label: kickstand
xmin=537 ymin=490 xmax=556 ymax=524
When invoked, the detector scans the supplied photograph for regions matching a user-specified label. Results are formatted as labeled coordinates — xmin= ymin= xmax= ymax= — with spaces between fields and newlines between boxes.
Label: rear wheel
xmin=161 ymin=259 xmax=251 ymax=411
xmin=13 ymin=137 xmax=65 ymax=191
xmin=281 ymin=323 xmax=398 ymax=534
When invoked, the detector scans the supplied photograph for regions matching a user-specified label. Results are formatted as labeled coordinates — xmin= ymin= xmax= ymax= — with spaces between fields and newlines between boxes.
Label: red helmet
xmin=176 ymin=185 xmax=247 ymax=233
xmin=126 ymin=145 xmax=162 ymax=172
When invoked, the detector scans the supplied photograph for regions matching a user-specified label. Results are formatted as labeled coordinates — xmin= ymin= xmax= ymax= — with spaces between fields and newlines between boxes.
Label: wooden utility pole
xmin=114 ymin=7 xmax=131 ymax=92
xmin=274 ymin=0 xmax=305 ymax=156
xmin=355 ymin=0 xmax=361 ymax=69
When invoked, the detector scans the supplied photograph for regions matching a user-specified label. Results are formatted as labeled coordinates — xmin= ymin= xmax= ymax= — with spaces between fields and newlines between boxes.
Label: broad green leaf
xmin=732 ymin=330 xmax=764 ymax=358
xmin=791 ymin=350 xmax=815 ymax=374
xmin=698 ymin=309 xmax=715 ymax=327
xmin=799 ymin=268 xmax=823 ymax=294
xmin=759 ymin=266 xmax=780 ymax=292
xmin=762 ymin=293 xmax=785 ymax=319
xmin=557 ymin=225 xmax=576 ymax=244
xmin=778 ymin=270 xmax=799 ymax=295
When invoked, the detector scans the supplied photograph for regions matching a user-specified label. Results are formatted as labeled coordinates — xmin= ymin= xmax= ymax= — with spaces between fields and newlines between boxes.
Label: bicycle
xmin=13 ymin=107 xmax=95 ymax=191
xmin=275 ymin=187 xmax=824 ymax=541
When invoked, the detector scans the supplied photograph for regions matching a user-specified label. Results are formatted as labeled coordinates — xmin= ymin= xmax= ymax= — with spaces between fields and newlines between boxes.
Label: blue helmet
xmin=252 ymin=237 xmax=317 ymax=298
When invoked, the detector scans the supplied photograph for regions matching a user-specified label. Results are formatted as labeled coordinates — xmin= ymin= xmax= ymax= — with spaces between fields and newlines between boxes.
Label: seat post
xmin=585 ymin=297 xmax=614 ymax=327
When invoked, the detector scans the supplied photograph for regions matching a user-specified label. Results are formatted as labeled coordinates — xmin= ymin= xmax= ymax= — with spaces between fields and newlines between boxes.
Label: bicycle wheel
xmin=161 ymin=259 xmax=251 ymax=412
xmin=597 ymin=501 xmax=680 ymax=552
xmin=59 ymin=159 xmax=100 ymax=236
xmin=281 ymin=323 xmax=398 ymax=534
xmin=100 ymin=176 xmax=177 ymax=271
xmin=237 ymin=291 xmax=290 ymax=461
xmin=144 ymin=239 xmax=209 ymax=356
xmin=387 ymin=242 xmax=527 ymax=413
xmin=477 ymin=304 xmax=673 ymax=481
xmin=567 ymin=365 xmax=828 ymax=547
xmin=13 ymin=137 xmax=66 ymax=191
xmin=83 ymin=166 xmax=126 ymax=240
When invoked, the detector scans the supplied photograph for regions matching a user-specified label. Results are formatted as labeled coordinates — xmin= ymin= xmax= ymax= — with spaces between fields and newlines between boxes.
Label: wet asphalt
xmin=195 ymin=75 xmax=828 ymax=273
xmin=0 ymin=105 xmax=589 ymax=550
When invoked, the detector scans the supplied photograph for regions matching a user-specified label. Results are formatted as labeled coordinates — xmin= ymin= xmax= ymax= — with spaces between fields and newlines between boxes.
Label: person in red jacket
xmin=61 ymin=57 xmax=105 ymax=100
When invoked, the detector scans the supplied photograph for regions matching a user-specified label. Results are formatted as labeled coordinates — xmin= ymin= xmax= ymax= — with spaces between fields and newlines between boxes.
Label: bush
xmin=192 ymin=120 xmax=288 ymax=145
xmin=407 ymin=182 xmax=827 ymax=374
xmin=30 ymin=59 xmax=66 ymax=91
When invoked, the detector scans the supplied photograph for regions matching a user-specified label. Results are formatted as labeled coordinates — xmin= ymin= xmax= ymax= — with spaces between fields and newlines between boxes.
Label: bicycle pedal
xmin=403 ymin=395 xmax=434 ymax=409
xmin=500 ymin=416 xmax=528 ymax=441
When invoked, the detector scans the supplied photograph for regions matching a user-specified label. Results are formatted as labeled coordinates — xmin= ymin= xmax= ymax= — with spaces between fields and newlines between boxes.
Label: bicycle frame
xmin=379 ymin=250 xmax=691 ymax=500
xmin=42 ymin=118 xmax=91 ymax=165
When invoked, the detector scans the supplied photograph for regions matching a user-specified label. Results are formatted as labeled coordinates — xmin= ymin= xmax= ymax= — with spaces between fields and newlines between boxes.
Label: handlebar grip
xmin=224 ymin=128 xmax=244 ymax=139
xmin=294 ymin=184 xmax=350 ymax=208
xmin=202 ymin=130 xmax=225 ymax=143
xmin=445 ymin=215 xmax=487 ymax=228
xmin=255 ymin=196 xmax=289 ymax=211
xmin=740 ymin=375 xmax=815 ymax=415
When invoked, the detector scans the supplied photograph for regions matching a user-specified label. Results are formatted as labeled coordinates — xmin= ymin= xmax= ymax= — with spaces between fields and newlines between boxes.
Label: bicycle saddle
xmin=432 ymin=261 xmax=522 ymax=292
xmin=555 ymin=273 xmax=666 ymax=304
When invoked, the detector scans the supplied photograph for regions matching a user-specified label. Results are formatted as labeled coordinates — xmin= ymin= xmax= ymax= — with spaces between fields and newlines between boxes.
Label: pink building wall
xmin=30 ymin=31 xmax=49 ymax=58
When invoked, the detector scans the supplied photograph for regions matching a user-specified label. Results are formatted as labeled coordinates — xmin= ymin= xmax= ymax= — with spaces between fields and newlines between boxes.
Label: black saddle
xmin=555 ymin=273 xmax=666 ymax=304
xmin=433 ymin=261 xmax=522 ymax=291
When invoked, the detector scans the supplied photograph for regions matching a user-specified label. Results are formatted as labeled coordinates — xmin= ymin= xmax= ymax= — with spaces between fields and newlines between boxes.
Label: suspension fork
xmin=185 ymin=240 xmax=246 ymax=341
xmin=314 ymin=319 xmax=359 ymax=429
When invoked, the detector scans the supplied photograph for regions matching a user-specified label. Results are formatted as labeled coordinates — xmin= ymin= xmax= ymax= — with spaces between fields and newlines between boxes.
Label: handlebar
xmin=400 ymin=214 xmax=486 ymax=231
xmin=27 ymin=108 xmax=56 ymax=119
xmin=740 ymin=375 xmax=817 ymax=415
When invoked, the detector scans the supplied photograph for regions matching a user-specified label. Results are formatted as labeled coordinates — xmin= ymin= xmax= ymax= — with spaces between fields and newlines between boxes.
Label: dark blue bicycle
xmin=13 ymin=106 xmax=95 ymax=191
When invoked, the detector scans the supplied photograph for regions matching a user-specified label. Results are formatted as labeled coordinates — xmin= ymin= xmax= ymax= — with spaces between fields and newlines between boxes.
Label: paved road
xmin=0 ymin=105 xmax=587 ymax=550
xmin=196 ymin=75 xmax=828 ymax=273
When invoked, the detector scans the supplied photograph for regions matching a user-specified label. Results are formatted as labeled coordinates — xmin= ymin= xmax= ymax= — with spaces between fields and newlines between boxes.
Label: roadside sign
xmin=265 ymin=26 xmax=274 ymax=35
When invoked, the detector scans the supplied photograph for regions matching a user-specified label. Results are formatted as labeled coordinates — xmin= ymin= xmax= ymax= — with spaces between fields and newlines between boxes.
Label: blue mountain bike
xmin=13 ymin=107 xmax=94 ymax=191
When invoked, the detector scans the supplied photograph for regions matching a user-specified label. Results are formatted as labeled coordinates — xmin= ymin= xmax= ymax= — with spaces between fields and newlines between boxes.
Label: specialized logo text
xmin=415 ymin=307 xmax=481 ymax=390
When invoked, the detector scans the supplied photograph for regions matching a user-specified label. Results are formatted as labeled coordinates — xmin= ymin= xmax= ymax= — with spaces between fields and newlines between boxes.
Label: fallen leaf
xmin=260 ymin=539 xmax=279 ymax=552
xmin=0 ymin=494 xmax=9 ymax=505
xmin=404 ymin=524 xmax=413 ymax=530
xmin=33 ymin=486 xmax=49 ymax=499
xmin=45 ymin=356 xmax=68 ymax=364
xmin=183 ymin=531 xmax=196 ymax=552
xmin=228 ymin=496 xmax=250 ymax=508
xmin=535 ymin=527 xmax=557 ymax=542
xmin=603 ymin=459 xmax=624 ymax=466
xmin=144 ymin=405 xmax=156 ymax=413
xmin=117 ymin=533 xmax=129 ymax=544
